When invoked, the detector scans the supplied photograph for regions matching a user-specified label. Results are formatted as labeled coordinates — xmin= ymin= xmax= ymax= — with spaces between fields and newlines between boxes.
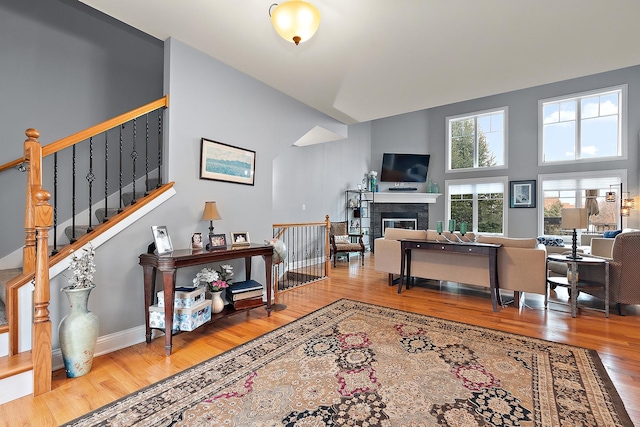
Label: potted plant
xmin=193 ymin=264 xmax=233 ymax=313
xmin=59 ymin=244 xmax=99 ymax=378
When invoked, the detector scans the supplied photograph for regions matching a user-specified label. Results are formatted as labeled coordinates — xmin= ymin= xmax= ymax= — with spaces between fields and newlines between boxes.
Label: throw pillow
xmin=603 ymin=229 xmax=622 ymax=239
xmin=334 ymin=235 xmax=350 ymax=244
xmin=536 ymin=235 xmax=565 ymax=247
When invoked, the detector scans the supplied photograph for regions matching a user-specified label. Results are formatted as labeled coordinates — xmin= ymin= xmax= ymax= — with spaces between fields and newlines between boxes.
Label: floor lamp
xmin=606 ymin=183 xmax=634 ymax=229
xmin=561 ymin=207 xmax=588 ymax=260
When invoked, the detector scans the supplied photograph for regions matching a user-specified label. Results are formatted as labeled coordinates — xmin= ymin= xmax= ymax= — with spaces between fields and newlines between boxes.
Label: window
xmin=447 ymin=107 xmax=507 ymax=172
xmin=446 ymin=177 xmax=507 ymax=235
xmin=539 ymin=85 xmax=627 ymax=164
xmin=539 ymin=170 xmax=626 ymax=236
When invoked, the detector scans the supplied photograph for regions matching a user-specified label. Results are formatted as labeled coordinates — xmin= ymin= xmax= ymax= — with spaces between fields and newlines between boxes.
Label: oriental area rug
xmin=64 ymin=299 xmax=632 ymax=427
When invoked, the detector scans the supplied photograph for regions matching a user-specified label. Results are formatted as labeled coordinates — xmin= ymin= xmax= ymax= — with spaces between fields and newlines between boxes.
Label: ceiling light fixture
xmin=269 ymin=1 xmax=321 ymax=45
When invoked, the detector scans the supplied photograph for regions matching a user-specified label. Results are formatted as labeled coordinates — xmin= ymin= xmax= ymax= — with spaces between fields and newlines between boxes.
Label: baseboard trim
xmin=52 ymin=324 xmax=146 ymax=371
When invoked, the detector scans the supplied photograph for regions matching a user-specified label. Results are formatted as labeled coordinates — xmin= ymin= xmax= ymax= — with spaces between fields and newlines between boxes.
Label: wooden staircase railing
xmin=2 ymin=95 xmax=170 ymax=397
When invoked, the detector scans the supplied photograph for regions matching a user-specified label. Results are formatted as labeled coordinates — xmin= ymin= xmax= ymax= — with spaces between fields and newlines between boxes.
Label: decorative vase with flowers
xmin=193 ymin=264 xmax=233 ymax=313
xmin=59 ymin=244 xmax=99 ymax=378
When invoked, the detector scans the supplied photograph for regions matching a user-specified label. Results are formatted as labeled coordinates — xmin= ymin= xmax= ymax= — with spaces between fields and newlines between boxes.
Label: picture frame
xmin=200 ymin=138 xmax=256 ymax=186
xmin=151 ymin=225 xmax=173 ymax=254
xmin=510 ymin=180 xmax=536 ymax=208
xmin=191 ymin=232 xmax=203 ymax=250
xmin=230 ymin=231 xmax=250 ymax=246
xmin=209 ymin=233 xmax=227 ymax=250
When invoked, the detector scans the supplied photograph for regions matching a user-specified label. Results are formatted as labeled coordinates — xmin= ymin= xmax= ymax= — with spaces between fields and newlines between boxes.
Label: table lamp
xmin=561 ymin=207 xmax=588 ymax=260
xmin=201 ymin=201 xmax=222 ymax=250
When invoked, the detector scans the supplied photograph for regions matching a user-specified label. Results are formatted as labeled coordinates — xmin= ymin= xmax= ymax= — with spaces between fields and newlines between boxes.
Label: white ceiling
xmin=80 ymin=0 xmax=640 ymax=125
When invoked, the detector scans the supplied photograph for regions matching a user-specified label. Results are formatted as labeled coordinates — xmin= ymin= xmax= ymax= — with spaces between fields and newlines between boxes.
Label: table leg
xmin=265 ymin=253 xmax=272 ymax=316
xmin=142 ymin=265 xmax=156 ymax=344
xmin=488 ymin=248 xmax=499 ymax=312
xmin=398 ymin=246 xmax=411 ymax=294
xmin=245 ymin=256 xmax=252 ymax=281
xmin=605 ymin=262 xmax=609 ymax=318
xmin=570 ymin=261 xmax=577 ymax=318
xmin=161 ymin=269 xmax=177 ymax=356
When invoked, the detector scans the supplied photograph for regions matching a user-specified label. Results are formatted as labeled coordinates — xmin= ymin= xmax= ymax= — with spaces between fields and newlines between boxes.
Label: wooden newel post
xmin=325 ymin=215 xmax=331 ymax=278
xmin=23 ymin=128 xmax=42 ymax=273
xmin=33 ymin=188 xmax=53 ymax=396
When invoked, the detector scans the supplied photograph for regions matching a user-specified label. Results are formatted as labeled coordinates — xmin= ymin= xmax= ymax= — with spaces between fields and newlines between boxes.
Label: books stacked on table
xmin=227 ymin=279 xmax=264 ymax=309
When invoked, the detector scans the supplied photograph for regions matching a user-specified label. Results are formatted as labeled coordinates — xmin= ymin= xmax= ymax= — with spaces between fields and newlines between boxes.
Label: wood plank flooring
xmin=0 ymin=253 xmax=639 ymax=426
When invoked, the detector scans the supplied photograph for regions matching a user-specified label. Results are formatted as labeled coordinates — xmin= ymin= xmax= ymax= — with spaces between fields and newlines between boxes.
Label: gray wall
xmin=371 ymin=66 xmax=640 ymax=237
xmin=0 ymin=0 xmax=164 ymax=258
xmin=273 ymin=122 xmax=372 ymax=224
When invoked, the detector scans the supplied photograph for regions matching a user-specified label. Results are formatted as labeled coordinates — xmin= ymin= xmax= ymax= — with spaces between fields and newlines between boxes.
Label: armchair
xmin=329 ymin=221 xmax=365 ymax=267
xmin=579 ymin=231 xmax=640 ymax=315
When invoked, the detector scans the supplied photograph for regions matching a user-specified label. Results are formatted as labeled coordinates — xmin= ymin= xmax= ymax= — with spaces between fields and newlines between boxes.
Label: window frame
xmin=538 ymin=84 xmax=628 ymax=166
xmin=445 ymin=176 xmax=509 ymax=235
xmin=537 ymin=169 xmax=627 ymax=235
xmin=446 ymin=106 xmax=509 ymax=173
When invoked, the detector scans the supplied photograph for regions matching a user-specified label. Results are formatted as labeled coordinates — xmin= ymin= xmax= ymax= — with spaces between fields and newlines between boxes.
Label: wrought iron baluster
xmin=86 ymin=137 xmax=95 ymax=232
xmin=131 ymin=118 xmax=138 ymax=204
xmin=145 ymin=113 xmax=149 ymax=194
xmin=157 ymin=110 xmax=163 ymax=187
xmin=71 ymin=144 xmax=77 ymax=243
xmin=104 ymin=130 xmax=108 ymax=221
xmin=51 ymin=152 xmax=59 ymax=255
xmin=119 ymin=124 xmax=124 ymax=212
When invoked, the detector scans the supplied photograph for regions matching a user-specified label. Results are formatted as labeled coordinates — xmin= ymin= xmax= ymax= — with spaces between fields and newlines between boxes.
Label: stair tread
xmin=0 ymin=268 xmax=23 ymax=305
xmin=0 ymin=352 xmax=33 ymax=380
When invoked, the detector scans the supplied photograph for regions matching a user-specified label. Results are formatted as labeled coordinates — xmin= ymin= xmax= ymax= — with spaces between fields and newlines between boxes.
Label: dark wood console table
xmin=139 ymin=243 xmax=273 ymax=356
xmin=399 ymin=239 xmax=502 ymax=312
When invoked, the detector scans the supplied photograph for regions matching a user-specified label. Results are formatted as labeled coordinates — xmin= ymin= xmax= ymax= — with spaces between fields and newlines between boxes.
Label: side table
xmin=546 ymin=254 xmax=609 ymax=318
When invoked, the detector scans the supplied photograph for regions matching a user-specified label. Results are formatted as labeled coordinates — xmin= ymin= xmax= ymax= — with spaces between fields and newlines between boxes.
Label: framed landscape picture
xmin=510 ymin=180 xmax=536 ymax=208
xmin=200 ymin=138 xmax=256 ymax=186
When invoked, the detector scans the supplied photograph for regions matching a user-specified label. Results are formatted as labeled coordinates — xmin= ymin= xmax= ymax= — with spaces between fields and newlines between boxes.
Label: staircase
xmin=0 ymin=96 xmax=171 ymax=404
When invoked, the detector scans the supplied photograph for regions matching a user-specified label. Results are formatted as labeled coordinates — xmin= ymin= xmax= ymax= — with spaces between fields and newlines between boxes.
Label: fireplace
xmin=372 ymin=203 xmax=429 ymax=243
xmin=382 ymin=212 xmax=418 ymax=236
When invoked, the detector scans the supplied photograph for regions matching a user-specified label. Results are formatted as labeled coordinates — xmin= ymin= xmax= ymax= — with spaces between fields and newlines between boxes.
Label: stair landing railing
xmin=271 ymin=216 xmax=330 ymax=305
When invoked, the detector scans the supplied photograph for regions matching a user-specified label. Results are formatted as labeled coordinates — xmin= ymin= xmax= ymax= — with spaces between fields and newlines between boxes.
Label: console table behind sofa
xmin=374 ymin=228 xmax=547 ymax=309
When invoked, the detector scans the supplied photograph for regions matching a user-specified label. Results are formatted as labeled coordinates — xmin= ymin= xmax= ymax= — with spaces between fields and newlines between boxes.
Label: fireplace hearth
xmin=372 ymin=203 xmax=429 ymax=243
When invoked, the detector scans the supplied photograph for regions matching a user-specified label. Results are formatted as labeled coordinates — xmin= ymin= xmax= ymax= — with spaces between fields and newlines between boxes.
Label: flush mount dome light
xmin=270 ymin=1 xmax=321 ymax=45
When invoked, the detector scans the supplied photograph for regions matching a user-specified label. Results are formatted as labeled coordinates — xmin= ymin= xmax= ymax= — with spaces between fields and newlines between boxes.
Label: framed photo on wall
xmin=231 ymin=231 xmax=250 ymax=246
xmin=510 ymin=180 xmax=536 ymax=208
xmin=200 ymin=138 xmax=256 ymax=186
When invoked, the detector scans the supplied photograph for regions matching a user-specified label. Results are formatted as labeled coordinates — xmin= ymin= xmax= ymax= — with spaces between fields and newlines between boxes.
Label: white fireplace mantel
xmin=370 ymin=192 xmax=441 ymax=204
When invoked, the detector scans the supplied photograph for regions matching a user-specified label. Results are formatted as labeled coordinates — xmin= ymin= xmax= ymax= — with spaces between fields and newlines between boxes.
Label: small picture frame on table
xmin=191 ymin=232 xmax=203 ymax=250
xmin=510 ymin=180 xmax=536 ymax=208
xmin=231 ymin=231 xmax=250 ymax=246
xmin=208 ymin=233 xmax=227 ymax=250
xmin=151 ymin=225 xmax=173 ymax=254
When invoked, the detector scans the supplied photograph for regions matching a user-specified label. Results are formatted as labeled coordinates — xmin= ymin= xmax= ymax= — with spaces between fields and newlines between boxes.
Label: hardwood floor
xmin=1 ymin=253 xmax=639 ymax=426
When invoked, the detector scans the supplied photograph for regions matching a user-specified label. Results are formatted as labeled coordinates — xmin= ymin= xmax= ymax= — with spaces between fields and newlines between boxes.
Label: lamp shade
xmin=270 ymin=1 xmax=321 ymax=45
xmin=201 ymin=201 xmax=221 ymax=221
xmin=561 ymin=208 xmax=588 ymax=230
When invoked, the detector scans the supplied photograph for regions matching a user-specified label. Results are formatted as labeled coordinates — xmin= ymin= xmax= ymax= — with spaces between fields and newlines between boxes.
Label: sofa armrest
xmin=374 ymin=238 xmax=402 ymax=275
xmin=497 ymin=246 xmax=547 ymax=295
xmin=590 ymin=238 xmax=614 ymax=259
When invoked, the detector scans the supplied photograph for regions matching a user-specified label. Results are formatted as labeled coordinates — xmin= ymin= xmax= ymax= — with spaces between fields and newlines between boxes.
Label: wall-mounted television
xmin=380 ymin=153 xmax=430 ymax=182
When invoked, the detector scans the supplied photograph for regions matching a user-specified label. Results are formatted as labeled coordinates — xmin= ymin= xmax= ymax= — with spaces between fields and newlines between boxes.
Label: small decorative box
xmin=148 ymin=299 xmax=212 ymax=332
xmin=175 ymin=299 xmax=212 ymax=331
xmin=157 ymin=287 xmax=206 ymax=308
